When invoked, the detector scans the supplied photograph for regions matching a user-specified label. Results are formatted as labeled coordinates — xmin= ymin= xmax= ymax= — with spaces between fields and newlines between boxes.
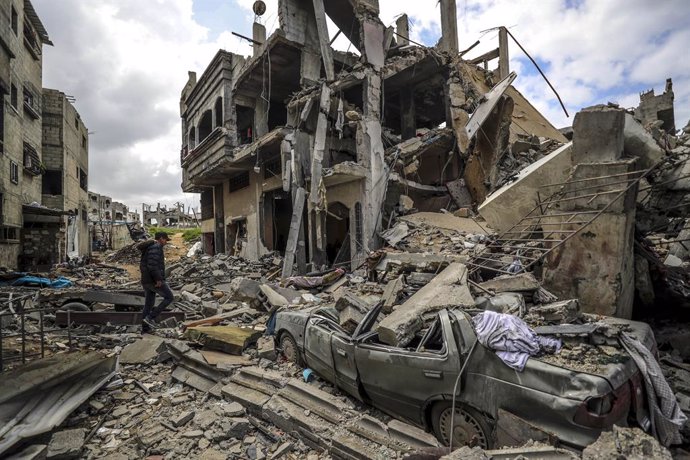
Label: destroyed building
xmin=41 ymin=88 xmax=90 ymax=259
xmin=179 ymin=0 xmax=565 ymax=276
xmin=142 ymin=202 xmax=196 ymax=228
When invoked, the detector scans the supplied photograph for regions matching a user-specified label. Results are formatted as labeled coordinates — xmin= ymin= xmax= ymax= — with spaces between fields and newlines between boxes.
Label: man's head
xmin=154 ymin=231 xmax=170 ymax=245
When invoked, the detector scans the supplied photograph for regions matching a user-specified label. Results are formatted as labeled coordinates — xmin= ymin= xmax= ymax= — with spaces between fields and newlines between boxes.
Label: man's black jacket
xmin=138 ymin=240 xmax=165 ymax=285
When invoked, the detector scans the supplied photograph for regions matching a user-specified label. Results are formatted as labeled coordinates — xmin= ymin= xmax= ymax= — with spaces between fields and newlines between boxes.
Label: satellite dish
xmin=253 ymin=1 xmax=266 ymax=16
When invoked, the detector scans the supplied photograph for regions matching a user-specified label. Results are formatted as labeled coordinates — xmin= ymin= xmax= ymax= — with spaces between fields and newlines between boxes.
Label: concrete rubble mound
xmin=3 ymin=0 xmax=690 ymax=459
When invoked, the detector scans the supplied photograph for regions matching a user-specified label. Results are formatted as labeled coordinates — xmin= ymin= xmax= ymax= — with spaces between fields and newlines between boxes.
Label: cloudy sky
xmin=33 ymin=0 xmax=690 ymax=216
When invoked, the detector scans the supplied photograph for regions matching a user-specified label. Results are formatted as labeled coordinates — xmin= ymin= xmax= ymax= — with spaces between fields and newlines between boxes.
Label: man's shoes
xmin=142 ymin=318 xmax=158 ymax=332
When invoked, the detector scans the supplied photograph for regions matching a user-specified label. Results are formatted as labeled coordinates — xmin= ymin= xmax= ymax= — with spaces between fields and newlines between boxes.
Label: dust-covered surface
xmin=582 ymin=426 xmax=673 ymax=460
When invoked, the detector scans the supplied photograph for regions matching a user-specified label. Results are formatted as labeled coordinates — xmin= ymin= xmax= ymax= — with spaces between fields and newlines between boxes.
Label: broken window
xmin=214 ymin=97 xmax=223 ymax=128
xmin=11 ymin=5 xmax=17 ymax=35
xmin=326 ymin=202 xmax=351 ymax=266
xmin=22 ymin=83 xmax=40 ymax=119
xmin=355 ymin=202 xmax=363 ymax=248
xmin=228 ymin=171 xmax=250 ymax=192
xmin=79 ymin=168 xmax=87 ymax=191
xmin=42 ymin=170 xmax=62 ymax=195
xmin=0 ymin=227 xmax=18 ymax=241
xmin=10 ymin=84 xmax=17 ymax=109
xmin=236 ymin=105 xmax=254 ymax=144
xmin=227 ymin=219 xmax=247 ymax=256
xmin=198 ymin=109 xmax=213 ymax=142
xmin=263 ymin=156 xmax=281 ymax=179
xmin=188 ymin=126 xmax=196 ymax=149
xmin=10 ymin=161 xmax=18 ymax=184
xmin=23 ymin=142 xmax=41 ymax=175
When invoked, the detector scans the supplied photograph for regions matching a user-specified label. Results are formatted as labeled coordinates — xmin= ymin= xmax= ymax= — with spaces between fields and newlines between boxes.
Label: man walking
xmin=138 ymin=231 xmax=174 ymax=332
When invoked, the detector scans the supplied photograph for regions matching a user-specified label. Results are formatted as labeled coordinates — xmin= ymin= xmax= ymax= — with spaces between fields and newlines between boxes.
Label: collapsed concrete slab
xmin=377 ymin=262 xmax=473 ymax=346
xmin=478 ymin=142 xmax=573 ymax=233
xmin=624 ymin=113 xmax=666 ymax=170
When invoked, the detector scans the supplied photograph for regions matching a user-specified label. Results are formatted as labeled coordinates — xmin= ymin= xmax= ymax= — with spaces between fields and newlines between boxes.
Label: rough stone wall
xmin=21 ymin=224 xmax=65 ymax=270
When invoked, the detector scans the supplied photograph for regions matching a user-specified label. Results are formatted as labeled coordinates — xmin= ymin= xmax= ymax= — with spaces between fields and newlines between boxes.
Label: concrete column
xmin=252 ymin=22 xmax=266 ymax=57
xmin=498 ymin=26 xmax=509 ymax=79
xmin=300 ymin=50 xmax=321 ymax=86
xmin=311 ymin=0 xmax=335 ymax=80
xmin=396 ymin=14 xmax=409 ymax=46
xmin=439 ymin=0 xmax=458 ymax=54
xmin=359 ymin=72 xmax=386 ymax=253
xmin=254 ymin=96 xmax=269 ymax=139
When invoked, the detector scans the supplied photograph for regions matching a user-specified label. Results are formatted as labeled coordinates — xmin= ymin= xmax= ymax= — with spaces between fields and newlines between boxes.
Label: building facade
xmin=0 ymin=0 xmax=56 ymax=269
xmin=41 ymin=88 xmax=90 ymax=259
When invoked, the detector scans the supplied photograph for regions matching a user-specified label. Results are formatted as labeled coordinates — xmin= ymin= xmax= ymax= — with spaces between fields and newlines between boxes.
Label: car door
xmin=331 ymin=331 xmax=363 ymax=400
xmin=303 ymin=315 xmax=337 ymax=384
xmin=354 ymin=310 xmax=461 ymax=425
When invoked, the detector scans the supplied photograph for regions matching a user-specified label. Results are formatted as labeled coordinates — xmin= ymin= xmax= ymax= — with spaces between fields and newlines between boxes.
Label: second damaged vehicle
xmin=273 ymin=304 xmax=654 ymax=449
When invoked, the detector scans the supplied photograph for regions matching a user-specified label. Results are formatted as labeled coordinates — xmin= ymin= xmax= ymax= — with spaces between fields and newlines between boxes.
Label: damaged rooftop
xmin=3 ymin=0 xmax=690 ymax=459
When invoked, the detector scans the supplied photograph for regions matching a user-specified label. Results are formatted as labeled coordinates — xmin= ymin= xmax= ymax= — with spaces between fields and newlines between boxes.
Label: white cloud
xmin=33 ymin=0 xmax=690 ymax=218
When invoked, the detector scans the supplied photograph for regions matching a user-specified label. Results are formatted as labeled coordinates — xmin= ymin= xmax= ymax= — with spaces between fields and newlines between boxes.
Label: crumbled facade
xmin=41 ymin=88 xmax=90 ymax=259
xmin=142 ymin=202 xmax=195 ymax=227
xmin=179 ymin=0 xmax=564 ymax=276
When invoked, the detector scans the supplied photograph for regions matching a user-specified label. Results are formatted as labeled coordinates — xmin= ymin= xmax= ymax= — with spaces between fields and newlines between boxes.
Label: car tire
xmin=58 ymin=302 xmax=91 ymax=312
xmin=431 ymin=401 xmax=493 ymax=449
xmin=279 ymin=332 xmax=302 ymax=366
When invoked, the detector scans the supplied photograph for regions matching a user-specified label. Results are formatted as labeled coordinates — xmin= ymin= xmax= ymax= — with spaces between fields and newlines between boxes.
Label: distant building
xmin=41 ymin=88 xmax=90 ymax=258
xmin=635 ymin=78 xmax=675 ymax=133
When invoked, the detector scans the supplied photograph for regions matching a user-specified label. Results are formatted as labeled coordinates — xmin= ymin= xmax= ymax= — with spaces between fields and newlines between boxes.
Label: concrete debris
xmin=378 ymin=262 xmax=473 ymax=346
xmin=582 ymin=426 xmax=672 ymax=460
xmin=5 ymin=0 xmax=690 ymax=457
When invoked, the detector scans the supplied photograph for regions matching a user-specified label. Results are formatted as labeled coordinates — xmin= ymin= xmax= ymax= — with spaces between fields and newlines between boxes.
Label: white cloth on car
xmin=472 ymin=310 xmax=561 ymax=371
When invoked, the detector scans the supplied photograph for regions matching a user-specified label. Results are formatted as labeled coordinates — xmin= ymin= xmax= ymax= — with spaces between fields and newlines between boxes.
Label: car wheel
xmin=279 ymin=332 xmax=302 ymax=366
xmin=431 ymin=401 xmax=493 ymax=449
xmin=59 ymin=302 xmax=91 ymax=312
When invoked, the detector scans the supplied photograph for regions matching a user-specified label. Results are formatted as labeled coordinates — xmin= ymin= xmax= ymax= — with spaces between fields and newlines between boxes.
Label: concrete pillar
xmin=396 ymin=14 xmax=409 ymax=46
xmin=439 ymin=0 xmax=458 ymax=54
xmin=358 ymin=72 xmax=386 ymax=253
xmin=498 ymin=26 xmax=509 ymax=79
xmin=252 ymin=22 xmax=266 ymax=57
xmin=254 ymin=96 xmax=269 ymax=139
xmin=311 ymin=0 xmax=335 ymax=80
xmin=572 ymin=105 xmax=625 ymax=164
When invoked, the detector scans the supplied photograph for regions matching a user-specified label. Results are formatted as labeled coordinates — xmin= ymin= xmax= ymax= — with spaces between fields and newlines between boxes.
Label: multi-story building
xmin=0 ymin=0 xmax=56 ymax=270
xmin=179 ymin=0 xmax=565 ymax=275
xmin=41 ymin=88 xmax=90 ymax=258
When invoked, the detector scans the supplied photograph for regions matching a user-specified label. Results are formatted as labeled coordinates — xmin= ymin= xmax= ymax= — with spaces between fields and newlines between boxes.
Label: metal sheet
xmin=55 ymin=311 xmax=185 ymax=325
xmin=465 ymin=72 xmax=517 ymax=140
xmin=0 ymin=351 xmax=118 ymax=455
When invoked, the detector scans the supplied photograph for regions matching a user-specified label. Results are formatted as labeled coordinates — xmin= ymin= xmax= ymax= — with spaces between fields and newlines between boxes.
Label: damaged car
xmin=273 ymin=303 xmax=655 ymax=449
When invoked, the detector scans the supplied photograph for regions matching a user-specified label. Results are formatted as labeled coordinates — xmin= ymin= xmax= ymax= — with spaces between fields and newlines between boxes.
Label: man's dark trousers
xmin=142 ymin=282 xmax=174 ymax=321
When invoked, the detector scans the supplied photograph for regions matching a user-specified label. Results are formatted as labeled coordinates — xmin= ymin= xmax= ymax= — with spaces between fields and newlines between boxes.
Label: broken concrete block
xmin=172 ymin=410 xmax=195 ymax=427
xmin=218 ymin=278 xmax=262 ymax=304
xmin=526 ymin=299 xmax=579 ymax=323
xmin=453 ymin=208 xmax=470 ymax=218
xmin=478 ymin=273 xmax=540 ymax=293
xmin=475 ymin=292 xmax=524 ymax=314
xmin=184 ymin=326 xmax=262 ymax=355
xmin=257 ymin=336 xmax=277 ymax=361
xmin=119 ymin=335 xmax=165 ymax=364
xmin=398 ymin=212 xmax=486 ymax=234
xmin=335 ymin=291 xmax=371 ymax=313
xmin=259 ymin=285 xmax=289 ymax=307
xmin=47 ymin=428 xmax=85 ymax=459
xmin=377 ymin=263 xmax=474 ymax=347
xmin=572 ymin=105 xmax=625 ymax=164
xmin=398 ymin=195 xmax=414 ymax=212
xmin=665 ymin=254 xmax=683 ymax=267
xmin=478 ymin=142 xmax=572 ymax=233
xmin=271 ymin=441 xmax=293 ymax=459
xmin=582 ymin=426 xmax=671 ymax=460
xmin=623 ymin=113 xmax=665 ymax=170
xmin=339 ymin=306 xmax=365 ymax=335
xmin=381 ymin=275 xmax=404 ymax=313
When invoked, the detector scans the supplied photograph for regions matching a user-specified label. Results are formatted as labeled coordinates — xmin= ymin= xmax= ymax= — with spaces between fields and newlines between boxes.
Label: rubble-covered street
xmin=3 ymin=0 xmax=690 ymax=459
